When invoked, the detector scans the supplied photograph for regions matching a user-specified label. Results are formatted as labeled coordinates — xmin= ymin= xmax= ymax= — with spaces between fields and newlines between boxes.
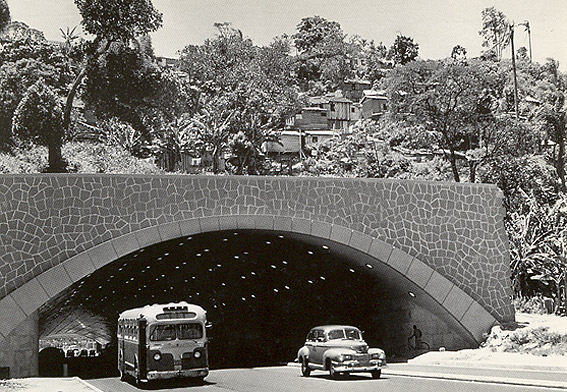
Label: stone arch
xmin=0 ymin=214 xmax=496 ymax=345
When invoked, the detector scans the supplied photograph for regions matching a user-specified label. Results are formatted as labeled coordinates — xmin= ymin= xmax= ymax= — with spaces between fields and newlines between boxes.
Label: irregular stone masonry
xmin=0 ymin=174 xmax=513 ymax=322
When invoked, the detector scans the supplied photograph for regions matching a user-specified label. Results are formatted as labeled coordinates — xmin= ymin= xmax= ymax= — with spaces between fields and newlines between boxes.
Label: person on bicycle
xmin=408 ymin=325 xmax=422 ymax=349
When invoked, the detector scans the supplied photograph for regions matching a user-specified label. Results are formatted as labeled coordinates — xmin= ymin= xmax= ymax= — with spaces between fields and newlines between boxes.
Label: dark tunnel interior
xmin=39 ymin=230 xmax=415 ymax=378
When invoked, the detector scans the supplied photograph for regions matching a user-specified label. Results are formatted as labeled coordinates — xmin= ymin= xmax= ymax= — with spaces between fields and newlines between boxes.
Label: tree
xmin=385 ymin=59 xmax=493 ymax=182
xmin=12 ymin=79 xmax=65 ymax=171
xmin=518 ymin=20 xmax=532 ymax=62
xmin=0 ymin=30 xmax=74 ymax=149
xmin=292 ymin=16 xmax=353 ymax=90
xmin=62 ymin=0 xmax=164 ymax=136
xmin=178 ymin=30 xmax=301 ymax=174
xmin=536 ymin=59 xmax=567 ymax=193
xmin=0 ymin=0 xmax=9 ymax=34
xmin=388 ymin=34 xmax=419 ymax=66
xmin=479 ymin=7 xmax=510 ymax=60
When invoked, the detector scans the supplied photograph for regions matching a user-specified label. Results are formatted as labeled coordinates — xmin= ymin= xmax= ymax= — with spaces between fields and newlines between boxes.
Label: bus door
xmin=138 ymin=318 xmax=147 ymax=381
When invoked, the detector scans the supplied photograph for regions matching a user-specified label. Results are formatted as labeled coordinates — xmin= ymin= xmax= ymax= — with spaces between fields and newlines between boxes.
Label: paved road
xmin=87 ymin=366 xmax=564 ymax=392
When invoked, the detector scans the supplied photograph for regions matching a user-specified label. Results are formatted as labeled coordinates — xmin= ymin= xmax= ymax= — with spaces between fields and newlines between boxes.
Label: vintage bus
xmin=117 ymin=302 xmax=209 ymax=384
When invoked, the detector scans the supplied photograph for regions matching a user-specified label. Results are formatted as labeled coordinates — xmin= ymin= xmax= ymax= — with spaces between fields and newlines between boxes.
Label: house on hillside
xmin=339 ymin=79 xmax=372 ymax=102
xmin=360 ymin=90 xmax=388 ymax=120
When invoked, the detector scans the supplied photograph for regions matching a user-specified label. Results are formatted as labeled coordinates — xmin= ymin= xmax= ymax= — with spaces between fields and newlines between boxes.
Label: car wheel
xmin=371 ymin=370 xmax=381 ymax=379
xmin=300 ymin=358 xmax=311 ymax=377
xmin=328 ymin=360 xmax=340 ymax=380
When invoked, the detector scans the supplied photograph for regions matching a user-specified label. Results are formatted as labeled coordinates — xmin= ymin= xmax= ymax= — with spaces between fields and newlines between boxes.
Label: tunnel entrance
xmin=38 ymin=230 xmax=470 ymax=377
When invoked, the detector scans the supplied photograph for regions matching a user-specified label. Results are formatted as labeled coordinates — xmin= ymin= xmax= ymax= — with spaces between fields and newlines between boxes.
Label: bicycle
xmin=395 ymin=340 xmax=430 ymax=359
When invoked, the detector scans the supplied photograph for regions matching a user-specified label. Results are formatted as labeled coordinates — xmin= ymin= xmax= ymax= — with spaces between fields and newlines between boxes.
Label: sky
xmin=6 ymin=0 xmax=567 ymax=68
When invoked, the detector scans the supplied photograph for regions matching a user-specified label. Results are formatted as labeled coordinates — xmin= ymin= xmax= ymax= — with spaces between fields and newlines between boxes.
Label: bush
xmin=0 ymin=145 xmax=48 ymax=173
xmin=63 ymin=142 xmax=162 ymax=174
xmin=0 ymin=142 xmax=163 ymax=174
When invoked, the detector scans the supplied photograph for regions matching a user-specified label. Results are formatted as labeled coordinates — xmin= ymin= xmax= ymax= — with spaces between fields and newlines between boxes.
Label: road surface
xmin=87 ymin=365 xmax=564 ymax=392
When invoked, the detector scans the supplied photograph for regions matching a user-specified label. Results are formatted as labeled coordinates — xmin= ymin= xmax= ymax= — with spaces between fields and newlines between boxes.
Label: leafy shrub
xmin=0 ymin=144 xmax=48 ymax=173
xmin=63 ymin=141 xmax=162 ymax=174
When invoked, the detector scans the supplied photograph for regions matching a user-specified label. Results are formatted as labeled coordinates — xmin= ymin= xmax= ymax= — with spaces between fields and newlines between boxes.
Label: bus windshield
xmin=150 ymin=323 xmax=203 ymax=341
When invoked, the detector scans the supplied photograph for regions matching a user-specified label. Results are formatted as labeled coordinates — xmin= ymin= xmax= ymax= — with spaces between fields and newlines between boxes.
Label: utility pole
xmin=510 ymin=22 xmax=520 ymax=121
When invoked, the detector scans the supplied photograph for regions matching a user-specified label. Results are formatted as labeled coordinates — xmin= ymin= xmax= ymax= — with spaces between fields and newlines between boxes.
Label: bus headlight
xmin=194 ymin=350 xmax=201 ymax=359
xmin=153 ymin=353 xmax=161 ymax=361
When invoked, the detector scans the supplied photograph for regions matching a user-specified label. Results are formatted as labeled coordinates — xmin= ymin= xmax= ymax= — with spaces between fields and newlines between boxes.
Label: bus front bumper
xmin=146 ymin=368 xmax=209 ymax=380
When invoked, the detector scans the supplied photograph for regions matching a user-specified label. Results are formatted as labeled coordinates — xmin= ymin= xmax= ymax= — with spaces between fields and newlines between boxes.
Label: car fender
xmin=322 ymin=348 xmax=356 ymax=368
xmin=368 ymin=348 xmax=385 ymax=356
xmin=297 ymin=346 xmax=310 ymax=361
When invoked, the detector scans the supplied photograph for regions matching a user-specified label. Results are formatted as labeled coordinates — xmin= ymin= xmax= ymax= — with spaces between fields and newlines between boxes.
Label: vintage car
xmin=297 ymin=325 xmax=386 ymax=379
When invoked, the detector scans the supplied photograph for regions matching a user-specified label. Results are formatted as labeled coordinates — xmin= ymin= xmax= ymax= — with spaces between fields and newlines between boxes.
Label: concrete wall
xmin=0 ymin=311 xmax=38 ymax=378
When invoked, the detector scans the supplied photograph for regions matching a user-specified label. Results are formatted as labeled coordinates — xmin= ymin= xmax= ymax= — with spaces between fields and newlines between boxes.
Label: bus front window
xmin=150 ymin=324 xmax=177 ymax=341
xmin=178 ymin=323 xmax=203 ymax=339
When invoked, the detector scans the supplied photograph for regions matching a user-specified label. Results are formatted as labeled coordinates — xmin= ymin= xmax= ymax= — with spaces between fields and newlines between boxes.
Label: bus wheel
xmin=119 ymin=368 xmax=126 ymax=381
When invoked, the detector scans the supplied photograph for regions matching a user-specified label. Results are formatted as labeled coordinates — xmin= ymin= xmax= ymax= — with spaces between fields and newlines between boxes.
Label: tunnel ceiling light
xmin=184 ymin=279 xmax=188 ymax=283
xmin=164 ymin=252 xmax=170 ymax=256
xmin=134 ymin=254 xmax=138 ymax=258
xmin=284 ymin=285 xmax=290 ymax=290
xmin=241 ymin=297 xmax=246 ymax=301
xmin=307 ymin=280 xmax=314 ymax=284
xmin=251 ymin=294 xmax=256 ymax=298
xmin=98 ymin=286 xmax=102 ymax=289
xmin=118 ymin=268 xmax=123 ymax=271
xmin=365 ymin=263 xmax=374 ymax=269
xmin=278 ymin=235 xmax=284 ymax=239
xmin=322 ymin=245 xmax=329 ymax=250
xmin=130 ymin=277 xmax=134 ymax=281
xmin=179 ymin=242 xmax=184 ymax=246
xmin=320 ymin=276 xmax=326 ymax=280
xmin=175 ymin=266 xmax=180 ymax=269
xmin=223 ymin=238 xmax=228 ymax=242
xmin=187 ymin=236 xmax=192 ymax=240
xmin=271 ymin=265 xmax=276 ymax=269
xmin=273 ymin=289 xmax=279 ymax=293
xmin=282 ymin=261 xmax=288 ymax=265
xmin=241 ymin=276 xmax=246 ymax=279
xmin=233 ymin=232 xmax=238 ymax=236
xmin=250 ymin=271 xmax=256 ymax=275
xmin=217 ymin=264 xmax=222 ymax=268
xmin=349 ymin=269 xmax=355 ymax=273
xmin=266 ymin=241 xmax=271 ymax=245
xmin=157 ymin=257 xmax=162 ymax=261
xmin=204 ymin=248 xmax=210 ymax=252
xmin=307 ymin=250 xmax=314 ymax=255
xmin=197 ymin=253 xmax=202 ymax=257
xmin=408 ymin=291 xmax=416 ymax=298
xmin=140 ymin=248 xmax=145 ymax=252
xmin=243 ymin=251 xmax=249 ymax=255
xmin=234 ymin=255 xmax=239 ymax=259
xmin=161 ymin=274 xmax=165 ymax=277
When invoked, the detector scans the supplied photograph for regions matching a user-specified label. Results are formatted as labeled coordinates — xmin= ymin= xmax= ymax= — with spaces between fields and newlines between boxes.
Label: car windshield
xmin=328 ymin=328 xmax=361 ymax=340
xmin=150 ymin=323 xmax=203 ymax=341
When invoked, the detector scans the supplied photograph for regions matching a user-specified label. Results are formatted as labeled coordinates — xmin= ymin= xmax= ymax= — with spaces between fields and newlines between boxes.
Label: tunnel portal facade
xmin=0 ymin=174 xmax=513 ymax=377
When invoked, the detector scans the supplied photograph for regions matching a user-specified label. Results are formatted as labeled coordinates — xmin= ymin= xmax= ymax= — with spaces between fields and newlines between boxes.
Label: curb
xmin=382 ymin=368 xmax=567 ymax=390
xmin=408 ymin=359 xmax=567 ymax=373
xmin=74 ymin=377 xmax=105 ymax=392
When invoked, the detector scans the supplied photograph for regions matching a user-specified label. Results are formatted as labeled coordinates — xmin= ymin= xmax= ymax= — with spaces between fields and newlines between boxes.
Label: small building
xmin=285 ymin=107 xmax=328 ymax=130
xmin=328 ymin=96 xmax=354 ymax=131
xmin=360 ymin=90 xmax=388 ymax=120
xmin=339 ymin=79 xmax=373 ymax=102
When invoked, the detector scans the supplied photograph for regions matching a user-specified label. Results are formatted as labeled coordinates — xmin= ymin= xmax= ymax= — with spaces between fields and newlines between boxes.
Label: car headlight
xmin=194 ymin=350 xmax=201 ymax=359
xmin=341 ymin=354 xmax=353 ymax=361
xmin=371 ymin=351 xmax=386 ymax=360
xmin=153 ymin=353 xmax=161 ymax=361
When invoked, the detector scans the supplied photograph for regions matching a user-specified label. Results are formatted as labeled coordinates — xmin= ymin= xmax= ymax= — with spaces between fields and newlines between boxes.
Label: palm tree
xmin=0 ymin=0 xmax=10 ymax=34
xmin=518 ymin=20 xmax=532 ymax=62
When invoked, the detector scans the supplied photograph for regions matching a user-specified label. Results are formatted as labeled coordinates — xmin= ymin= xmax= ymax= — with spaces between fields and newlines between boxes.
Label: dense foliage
xmin=0 ymin=2 xmax=565 ymax=311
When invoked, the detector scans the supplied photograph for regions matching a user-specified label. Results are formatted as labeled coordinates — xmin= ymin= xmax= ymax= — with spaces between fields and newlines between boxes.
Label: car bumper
xmin=332 ymin=360 xmax=385 ymax=373
xmin=146 ymin=368 xmax=208 ymax=380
